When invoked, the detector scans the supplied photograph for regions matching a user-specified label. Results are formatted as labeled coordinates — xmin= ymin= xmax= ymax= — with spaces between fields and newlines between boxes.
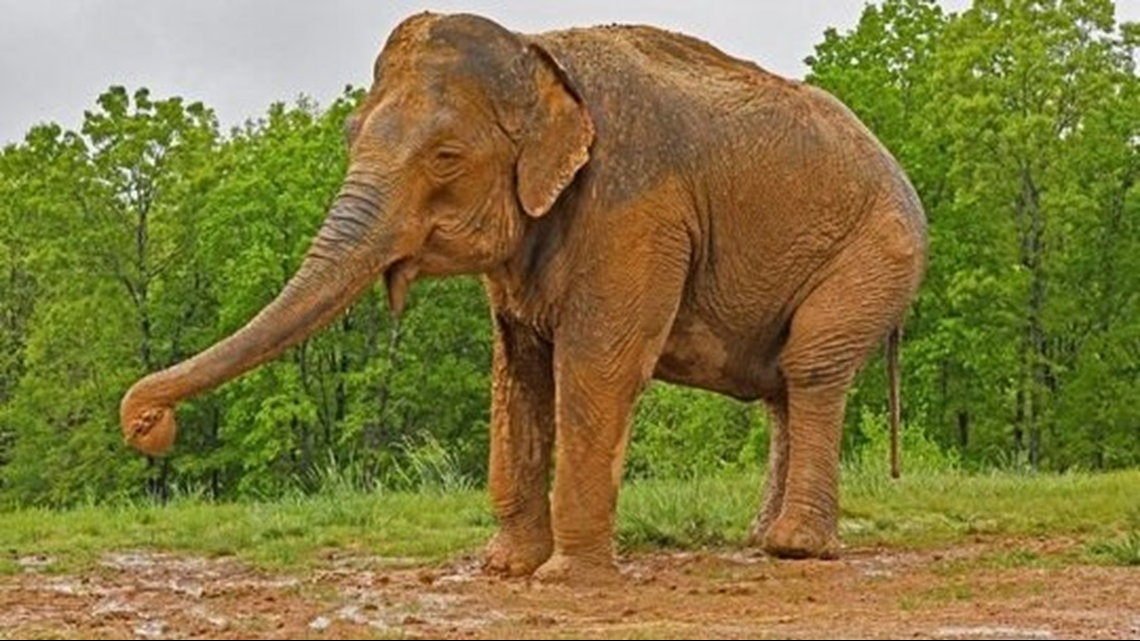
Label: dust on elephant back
xmin=121 ymin=11 xmax=928 ymax=583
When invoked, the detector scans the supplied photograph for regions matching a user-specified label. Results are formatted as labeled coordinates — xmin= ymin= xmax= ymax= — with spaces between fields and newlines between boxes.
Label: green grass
xmin=0 ymin=469 xmax=1136 ymax=574
xmin=839 ymin=468 xmax=1140 ymax=548
xmin=617 ymin=474 xmax=758 ymax=549
xmin=0 ymin=489 xmax=494 ymax=575
xmin=1085 ymin=529 xmax=1140 ymax=566
xmin=617 ymin=467 xmax=1139 ymax=552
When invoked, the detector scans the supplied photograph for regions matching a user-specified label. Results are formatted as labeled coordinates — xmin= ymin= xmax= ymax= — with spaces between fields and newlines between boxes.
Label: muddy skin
xmin=121 ymin=12 xmax=928 ymax=583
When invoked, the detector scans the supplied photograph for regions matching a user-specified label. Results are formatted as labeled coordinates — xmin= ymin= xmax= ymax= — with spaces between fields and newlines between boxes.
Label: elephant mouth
xmin=384 ymin=257 xmax=419 ymax=316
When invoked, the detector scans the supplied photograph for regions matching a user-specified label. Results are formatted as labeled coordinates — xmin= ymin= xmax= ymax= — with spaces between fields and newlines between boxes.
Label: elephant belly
xmin=653 ymin=316 xmax=783 ymax=402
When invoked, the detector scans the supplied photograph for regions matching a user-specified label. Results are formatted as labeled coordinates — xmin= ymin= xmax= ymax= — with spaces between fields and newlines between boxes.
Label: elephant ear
xmin=516 ymin=43 xmax=594 ymax=218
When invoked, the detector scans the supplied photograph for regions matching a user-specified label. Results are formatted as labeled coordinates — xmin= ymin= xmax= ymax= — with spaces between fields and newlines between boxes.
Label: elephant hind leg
xmin=748 ymin=388 xmax=789 ymax=547
xmin=763 ymin=211 xmax=921 ymax=559
xmin=762 ymin=377 xmax=848 ymax=559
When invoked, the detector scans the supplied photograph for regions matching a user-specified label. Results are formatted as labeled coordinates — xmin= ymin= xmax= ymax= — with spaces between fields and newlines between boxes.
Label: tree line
xmin=0 ymin=0 xmax=1136 ymax=506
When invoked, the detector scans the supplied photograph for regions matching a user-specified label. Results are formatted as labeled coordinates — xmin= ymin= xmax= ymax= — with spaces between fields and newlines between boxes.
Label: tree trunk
xmin=136 ymin=201 xmax=153 ymax=371
xmin=957 ymin=409 xmax=969 ymax=449
xmin=1018 ymin=166 xmax=1047 ymax=472
xmin=1013 ymin=388 xmax=1025 ymax=461
xmin=210 ymin=404 xmax=221 ymax=499
xmin=336 ymin=316 xmax=350 ymax=426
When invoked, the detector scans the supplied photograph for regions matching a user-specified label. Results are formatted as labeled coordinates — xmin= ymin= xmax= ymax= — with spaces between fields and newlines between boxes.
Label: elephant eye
xmin=435 ymin=147 xmax=463 ymax=162
xmin=429 ymin=146 xmax=466 ymax=179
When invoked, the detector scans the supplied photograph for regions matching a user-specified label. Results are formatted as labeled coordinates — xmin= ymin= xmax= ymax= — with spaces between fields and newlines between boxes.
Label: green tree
xmin=932 ymin=0 xmax=1137 ymax=469
xmin=1 ymin=88 xmax=220 ymax=505
xmin=806 ymin=0 xmax=955 ymax=459
xmin=807 ymin=0 xmax=1139 ymax=470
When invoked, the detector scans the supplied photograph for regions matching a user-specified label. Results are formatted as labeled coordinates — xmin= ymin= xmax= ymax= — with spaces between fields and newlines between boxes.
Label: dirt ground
xmin=2 ymin=538 xmax=1137 ymax=640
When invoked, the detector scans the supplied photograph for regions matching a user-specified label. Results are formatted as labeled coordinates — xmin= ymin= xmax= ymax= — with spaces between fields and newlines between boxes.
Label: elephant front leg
xmin=530 ymin=211 xmax=687 ymax=583
xmin=483 ymin=316 xmax=556 ymax=577
xmin=534 ymin=354 xmax=642 ymax=583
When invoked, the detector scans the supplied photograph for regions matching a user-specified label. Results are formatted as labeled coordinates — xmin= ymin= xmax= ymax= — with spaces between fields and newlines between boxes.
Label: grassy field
xmin=2 ymin=468 xmax=1137 ymax=576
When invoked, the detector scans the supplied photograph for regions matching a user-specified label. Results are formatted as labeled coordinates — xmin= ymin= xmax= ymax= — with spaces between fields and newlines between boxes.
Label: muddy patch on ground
xmin=1 ymin=539 xmax=1136 ymax=639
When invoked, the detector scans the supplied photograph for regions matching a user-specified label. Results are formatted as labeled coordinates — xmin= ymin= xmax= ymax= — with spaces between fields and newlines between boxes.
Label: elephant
xmin=120 ymin=12 xmax=927 ymax=582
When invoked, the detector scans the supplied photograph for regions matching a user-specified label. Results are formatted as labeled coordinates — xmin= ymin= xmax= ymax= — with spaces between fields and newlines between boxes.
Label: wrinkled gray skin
xmin=121 ymin=12 xmax=928 ymax=583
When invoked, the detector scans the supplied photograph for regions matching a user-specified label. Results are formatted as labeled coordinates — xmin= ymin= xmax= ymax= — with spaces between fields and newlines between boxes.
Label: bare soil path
xmin=2 ymin=538 xmax=1137 ymax=640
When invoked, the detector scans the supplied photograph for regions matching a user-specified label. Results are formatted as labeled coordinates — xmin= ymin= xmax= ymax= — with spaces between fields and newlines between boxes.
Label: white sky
xmin=1 ymin=1 xmax=1137 ymax=145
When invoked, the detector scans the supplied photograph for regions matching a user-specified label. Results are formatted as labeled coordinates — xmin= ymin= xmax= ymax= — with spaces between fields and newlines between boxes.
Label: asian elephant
xmin=120 ymin=12 xmax=927 ymax=582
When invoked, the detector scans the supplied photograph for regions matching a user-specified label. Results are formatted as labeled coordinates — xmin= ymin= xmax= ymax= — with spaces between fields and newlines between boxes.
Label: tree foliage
xmin=810 ymin=0 xmax=1138 ymax=470
xmin=0 ymin=1 xmax=1136 ymax=505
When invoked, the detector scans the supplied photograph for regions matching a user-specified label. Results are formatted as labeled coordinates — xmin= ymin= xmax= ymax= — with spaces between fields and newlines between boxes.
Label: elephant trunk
xmin=121 ymin=187 xmax=391 ymax=456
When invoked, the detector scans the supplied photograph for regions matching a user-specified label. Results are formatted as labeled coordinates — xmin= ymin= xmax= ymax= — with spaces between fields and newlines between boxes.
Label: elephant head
xmin=120 ymin=12 xmax=595 ymax=455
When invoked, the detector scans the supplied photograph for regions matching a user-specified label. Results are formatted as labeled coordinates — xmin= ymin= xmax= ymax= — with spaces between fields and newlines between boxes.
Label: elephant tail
xmin=887 ymin=325 xmax=902 ymax=479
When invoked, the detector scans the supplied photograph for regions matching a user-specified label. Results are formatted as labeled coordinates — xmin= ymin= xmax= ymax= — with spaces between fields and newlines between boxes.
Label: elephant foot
xmin=533 ymin=551 xmax=620 ymax=586
xmin=761 ymin=511 xmax=839 ymax=560
xmin=746 ymin=516 xmax=771 ymax=549
xmin=747 ymin=503 xmax=783 ymax=548
xmin=482 ymin=528 xmax=553 ymax=577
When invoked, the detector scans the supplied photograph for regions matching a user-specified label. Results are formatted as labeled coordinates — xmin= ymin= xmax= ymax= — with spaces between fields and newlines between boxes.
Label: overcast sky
xmin=2 ymin=1 xmax=1138 ymax=145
